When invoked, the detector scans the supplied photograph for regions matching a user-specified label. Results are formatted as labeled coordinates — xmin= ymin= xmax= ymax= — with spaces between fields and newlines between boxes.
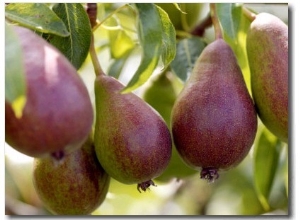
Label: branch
xmin=209 ymin=3 xmax=223 ymax=39
xmin=190 ymin=13 xmax=212 ymax=37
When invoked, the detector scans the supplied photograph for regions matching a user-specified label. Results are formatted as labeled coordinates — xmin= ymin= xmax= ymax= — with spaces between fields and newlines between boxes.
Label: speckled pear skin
xmin=94 ymin=74 xmax=172 ymax=191
xmin=247 ymin=12 xmax=288 ymax=143
xmin=5 ymin=26 xmax=93 ymax=159
xmin=171 ymin=39 xmax=257 ymax=181
xmin=32 ymin=136 xmax=110 ymax=215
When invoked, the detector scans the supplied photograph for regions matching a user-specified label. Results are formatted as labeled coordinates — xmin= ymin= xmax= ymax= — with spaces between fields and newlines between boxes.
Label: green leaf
xmin=108 ymin=57 xmax=129 ymax=79
xmin=122 ymin=3 xmax=163 ymax=93
xmin=50 ymin=3 xmax=92 ymax=70
xmin=253 ymin=127 xmax=281 ymax=211
xmin=156 ymin=5 xmax=177 ymax=69
xmin=216 ymin=3 xmax=241 ymax=41
xmin=216 ymin=3 xmax=251 ymax=92
xmin=5 ymin=3 xmax=69 ymax=37
xmin=173 ymin=3 xmax=187 ymax=14
xmin=105 ymin=16 xmax=135 ymax=59
xmin=142 ymin=70 xmax=178 ymax=127
xmin=170 ymin=37 xmax=206 ymax=82
xmin=5 ymin=23 xmax=27 ymax=118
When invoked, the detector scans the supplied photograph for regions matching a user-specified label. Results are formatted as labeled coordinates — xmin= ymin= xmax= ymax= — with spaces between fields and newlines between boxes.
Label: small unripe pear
xmin=5 ymin=26 xmax=93 ymax=159
xmin=171 ymin=39 xmax=257 ymax=181
xmin=246 ymin=12 xmax=288 ymax=143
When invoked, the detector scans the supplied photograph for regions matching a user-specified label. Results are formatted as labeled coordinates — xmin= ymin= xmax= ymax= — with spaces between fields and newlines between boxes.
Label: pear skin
xmin=94 ymin=74 xmax=172 ymax=191
xmin=247 ymin=13 xmax=288 ymax=143
xmin=32 ymin=136 xmax=110 ymax=215
xmin=171 ymin=39 xmax=257 ymax=181
xmin=5 ymin=26 xmax=93 ymax=159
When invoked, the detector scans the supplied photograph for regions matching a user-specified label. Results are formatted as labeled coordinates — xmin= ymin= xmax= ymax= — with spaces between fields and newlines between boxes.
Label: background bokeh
xmin=5 ymin=3 xmax=289 ymax=215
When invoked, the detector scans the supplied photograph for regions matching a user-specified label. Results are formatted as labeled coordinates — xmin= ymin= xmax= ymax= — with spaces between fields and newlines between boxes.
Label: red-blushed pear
xmin=94 ymin=74 xmax=172 ymax=192
xmin=32 ymin=136 xmax=110 ymax=215
xmin=5 ymin=26 xmax=93 ymax=160
xmin=246 ymin=12 xmax=288 ymax=143
xmin=171 ymin=39 xmax=258 ymax=182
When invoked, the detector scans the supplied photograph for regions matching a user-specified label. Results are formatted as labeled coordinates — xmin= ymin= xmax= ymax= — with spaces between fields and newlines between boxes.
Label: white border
xmin=2 ymin=1 xmax=298 ymax=219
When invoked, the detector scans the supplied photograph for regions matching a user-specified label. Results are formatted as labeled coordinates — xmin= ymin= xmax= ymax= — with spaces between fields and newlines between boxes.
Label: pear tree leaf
xmin=173 ymin=3 xmax=187 ymax=14
xmin=122 ymin=3 xmax=163 ymax=93
xmin=5 ymin=23 xmax=27 ymax=118
xmin=156 ymin=5 xmax=177 ymax=69
xmin=109 ymin=30 xmax=135 ymax=59
xmin=216 ymin=3 xmax=241 ymax=41
xmin=49 ymin=3 xmax=92 ymax=70
xmin=170 ymin=37 xmax=206 ymax=82
xmin=5 ymin=3 xmax=69 ymax=37
xmin=216 ymin=3 xmax=252 ymax=91
xmin=253 ymin=127 xmax=282 ymax=211
xmin=105 ymin=16 xmax=135 ymax=59
xmin=108 ymin=56 xmax=129 ymax=79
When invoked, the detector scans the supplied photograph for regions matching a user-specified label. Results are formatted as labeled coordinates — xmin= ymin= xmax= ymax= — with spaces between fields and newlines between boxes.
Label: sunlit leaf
xmin=173 ymin=3 xmax=187 ymax=14
xmin=105 ymin=16 xmax=135 ymax=59
xmin=50 ymin=3 xmax=92 ymax=70
xmin=170 ymin=37 xmax=206 ymax=82
xmin=122 ymin=3 xmax=163 ymax=93
xmin=156 ymin=5 xmax=176 ymax=69
xmin=253 ymin=127 xmax=282 ymax=211
xmin=5 ymin=23 xmax=27 ymax=118
xmin=5 ymin=3 xmax=69 ymax=37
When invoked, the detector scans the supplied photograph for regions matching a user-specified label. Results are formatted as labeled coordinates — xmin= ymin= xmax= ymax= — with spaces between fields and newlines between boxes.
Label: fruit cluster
xmin=5 ymin=6 xmax=288 ymax=215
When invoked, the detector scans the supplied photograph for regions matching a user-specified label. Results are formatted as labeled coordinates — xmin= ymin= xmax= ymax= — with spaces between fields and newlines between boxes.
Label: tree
xmin=5 ymin=3 xmax=288 ymax=215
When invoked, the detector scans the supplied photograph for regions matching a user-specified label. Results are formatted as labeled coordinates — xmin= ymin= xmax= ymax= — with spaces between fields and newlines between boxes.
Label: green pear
xmin=94 ymin=74 xmax=172 ymax=192
xmin=246 ymin=12 xmax=288 ymax=143
xmin=142 ymin=71 xmax=197 ymax=182
xmin=32 ymin=136 xmax=110 ymax=215
xmin=171 ymin=39 xmax=258 ymax=181
xmin=5 ymin=26 xmax=93 ymax=159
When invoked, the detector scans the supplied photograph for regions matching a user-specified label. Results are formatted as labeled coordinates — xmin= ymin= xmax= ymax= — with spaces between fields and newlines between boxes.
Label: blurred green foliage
xmin=5 ymin=2 xmax=288 ymax=215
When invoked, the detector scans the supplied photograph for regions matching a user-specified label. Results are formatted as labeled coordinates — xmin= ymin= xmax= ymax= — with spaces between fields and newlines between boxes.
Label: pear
xmin=171 ymin=38 xmax=258 ymax=181
xmin=246 ymin=12 xmax=288 ymax=143
xmin=142 ymin=71 xmax=197 ymax=182
xmin=32 ymin=136 xmax=110 ymax=215
xmin=5 ymin=26 xmax=93 ymax=159
xmin=94 ymin=74 xmax=172 ymax=192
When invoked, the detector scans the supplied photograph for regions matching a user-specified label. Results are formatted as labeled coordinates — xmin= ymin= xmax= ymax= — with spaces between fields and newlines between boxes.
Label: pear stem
xmin=242 ymin=6 xmax=257 ymax=22
xmin=86 ymin=3 xmax=105 ymax=77
xmin=87 ymin=4 xmax=130 ymax=77
xmin=209 ymin=3 xmax=223 ymax=39
xmin=89 ymin=34 xmax=105 ymax=76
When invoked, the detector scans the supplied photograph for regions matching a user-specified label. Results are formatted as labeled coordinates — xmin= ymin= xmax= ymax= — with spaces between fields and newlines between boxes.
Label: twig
xmin=87 ymin=3 xmax=98 ymax=29
xmin=86 ymin=3 xmax=105 ymax=76
xmin=242 ymin=6 xmax=257 ymax=22
xmin=89 ymin=34 xmax=105 ymax=76
xmin=190 ymin=13 xmax=212 ymax=37
xmin=209 ymin=3 xmax=223 ymax=39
